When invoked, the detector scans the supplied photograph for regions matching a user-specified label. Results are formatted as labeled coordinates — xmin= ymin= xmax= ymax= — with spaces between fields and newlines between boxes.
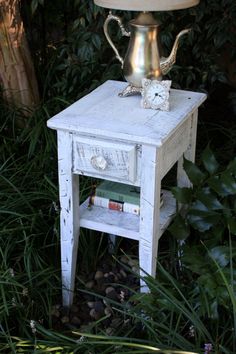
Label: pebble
xmin=87 ymin=301 xmax=95 ymax=309
xmin=120 ymin=269 xmax=127 ymax=278
xmin=61 ymin=316 xmax=70 ymax=324
xmin=132 ymin=266 xmax=139 ymax=275
xmin=85 ymin=280 xmax=95 ymax=289
xmin=128 ymin=259 xmax=138 ymax=267
xmin=89 ymin=308 xmax=96 ymax=319
xmin=106 ymin=327 xmax=114 ymax=336
xmin=51 ymin=305 xmax=61 ymax=317
xmin=120 ymin=255 xmax=129 ymax=264
xmin=71 ymin=316 xmax=81 ymax=326
xmin=89 ymin=308 xmax=103 ymax=321
xmin=94 ymin=270 xmax=104 ymax=280
xmin=51 ymin=308 xmax=60 ymax=318
xmin=106 ymin=289 xmax=118 ymax=301
xmin=104 ymin=307 xmax=112 ymax=316
xmin=105 ymin=286 xmax=115 ymax=295
xmin=116 ymin=272 xmax=122 ymax=279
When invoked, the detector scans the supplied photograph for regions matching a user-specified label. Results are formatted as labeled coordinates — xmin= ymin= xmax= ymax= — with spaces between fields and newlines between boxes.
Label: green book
xmin=95 ymin=181 xmax=140 ymax=205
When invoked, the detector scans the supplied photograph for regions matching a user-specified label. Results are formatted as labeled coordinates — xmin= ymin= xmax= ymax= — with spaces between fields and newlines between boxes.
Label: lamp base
xmin=118 ymin=84 xmax=142 ymax=97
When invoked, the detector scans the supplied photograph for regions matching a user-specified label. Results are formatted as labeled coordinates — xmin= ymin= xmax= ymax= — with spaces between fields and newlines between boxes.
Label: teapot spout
xmin=160 ymin=29 xmax=191 ymax=76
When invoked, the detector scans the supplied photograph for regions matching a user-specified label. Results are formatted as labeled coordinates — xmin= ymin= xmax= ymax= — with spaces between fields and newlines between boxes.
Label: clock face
xmin=146 ymin=84 xmax=167 ymax=107
xmin=141 ymin=79 xmax=172 ymax=111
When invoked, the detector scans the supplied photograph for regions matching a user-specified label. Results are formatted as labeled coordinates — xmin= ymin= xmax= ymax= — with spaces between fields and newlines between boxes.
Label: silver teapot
xmin=104 ymin=12 xmax=190 ymax=95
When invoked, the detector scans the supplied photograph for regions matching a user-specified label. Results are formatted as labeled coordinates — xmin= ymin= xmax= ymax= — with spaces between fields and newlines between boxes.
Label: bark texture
xmin=0 ymin=0 xmax=40 ymax=108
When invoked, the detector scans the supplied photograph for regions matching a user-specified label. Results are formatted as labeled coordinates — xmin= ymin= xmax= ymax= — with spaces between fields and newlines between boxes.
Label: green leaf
xmin=209 ymin=246 xmax=229 ymax=267
xmin=183 ymin=158 xmax=206 ymax=185
xmin=208 ymin=173 xmax=236 ymax=196
xmin=31 ymin=0 xmax=39 ymax=14
xmin=171 ymin=187 xmax=192 ymax=204
xmin=181 ymin=245 xmax=208 ymax=274
xmin=196 ymin=187 xmax=223 ymax=210
xmin=201 ymin=145 xmax=219 ymax=174
xmin=168 ymin=214 xmax=190 ymax=240
xmin=187 ymin=203 xmax=220 ymax=231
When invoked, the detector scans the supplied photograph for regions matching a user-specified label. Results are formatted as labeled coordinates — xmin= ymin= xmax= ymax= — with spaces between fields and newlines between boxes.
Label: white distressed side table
xmin=47 ymin=80 xmax=206 ymax=307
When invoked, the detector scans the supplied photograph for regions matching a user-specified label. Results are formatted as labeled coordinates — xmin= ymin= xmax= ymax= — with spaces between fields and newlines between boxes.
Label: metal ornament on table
xmin=94 ymin=0 xmax=200 ymax=97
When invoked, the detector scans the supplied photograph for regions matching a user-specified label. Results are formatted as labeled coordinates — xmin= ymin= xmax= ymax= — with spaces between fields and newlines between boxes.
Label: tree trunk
xmin=0 ymin=0 xmax=40 ymax=108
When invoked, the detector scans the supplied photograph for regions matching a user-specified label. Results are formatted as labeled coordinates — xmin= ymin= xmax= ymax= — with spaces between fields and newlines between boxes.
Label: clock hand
xmin=154 ymin=93 xmax=163 ymax=99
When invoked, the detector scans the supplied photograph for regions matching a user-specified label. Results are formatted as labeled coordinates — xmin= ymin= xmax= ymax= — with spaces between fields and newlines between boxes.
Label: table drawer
xmin=73 ymin=136 xmax=137 ymax=183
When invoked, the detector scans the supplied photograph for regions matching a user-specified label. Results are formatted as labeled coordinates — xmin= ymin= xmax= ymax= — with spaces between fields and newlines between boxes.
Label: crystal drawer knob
xmin=90 ymin=155 xmax=108 ymax=171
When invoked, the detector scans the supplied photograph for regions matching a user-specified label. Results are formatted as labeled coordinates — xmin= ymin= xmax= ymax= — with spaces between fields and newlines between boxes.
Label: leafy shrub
xmin=20 ymin=0 xmax=236 ymax=102
xmin=169 ymin=147 xmax=236 ymax=351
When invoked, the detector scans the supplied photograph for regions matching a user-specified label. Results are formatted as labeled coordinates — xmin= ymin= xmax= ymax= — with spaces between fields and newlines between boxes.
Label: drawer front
xmin=73 ymin=136 xmax=137 ymax=183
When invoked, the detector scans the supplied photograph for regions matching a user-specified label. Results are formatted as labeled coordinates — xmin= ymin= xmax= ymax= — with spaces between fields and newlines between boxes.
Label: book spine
xmin=95 ymin=190 xmax=140 ymax=205
xmin=91 ymin=196 xmax=123 ymax=212
xmin=90 ymin=196 xmax=140 ymax=215
xmin=123 ymin=202 xmax=140 ymax=215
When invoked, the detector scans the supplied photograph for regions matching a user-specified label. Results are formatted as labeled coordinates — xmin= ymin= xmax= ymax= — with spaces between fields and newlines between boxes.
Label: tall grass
xmin=0 ymin=99 xmax=62 ymax=348
xmin=1 ymin=254 xmax=234 ymax=353
xmin=0 ymin=95 xmax=113 ymax=351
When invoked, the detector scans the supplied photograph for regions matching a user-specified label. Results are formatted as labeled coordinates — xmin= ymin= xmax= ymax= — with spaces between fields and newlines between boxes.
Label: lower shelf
xmin=79 ymin=190 xmax=176 ymax=241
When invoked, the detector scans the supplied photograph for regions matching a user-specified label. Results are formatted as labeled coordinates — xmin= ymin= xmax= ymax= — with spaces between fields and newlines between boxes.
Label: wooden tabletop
xmin=47 ymin=80 xmax=207 ymax=146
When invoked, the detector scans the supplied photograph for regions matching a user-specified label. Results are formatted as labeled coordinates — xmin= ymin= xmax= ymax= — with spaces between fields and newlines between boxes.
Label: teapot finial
xmin=160 ymin=29 xmax=191 ymax=76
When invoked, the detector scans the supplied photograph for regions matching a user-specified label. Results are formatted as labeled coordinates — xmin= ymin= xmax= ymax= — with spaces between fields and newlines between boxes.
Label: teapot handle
xmin=104 ymin=12 xmax=130 ymax=67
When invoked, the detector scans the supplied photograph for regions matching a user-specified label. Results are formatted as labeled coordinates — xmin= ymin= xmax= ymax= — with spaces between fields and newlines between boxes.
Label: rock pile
xmin=51 ymin=256 xmax=140 ymax=333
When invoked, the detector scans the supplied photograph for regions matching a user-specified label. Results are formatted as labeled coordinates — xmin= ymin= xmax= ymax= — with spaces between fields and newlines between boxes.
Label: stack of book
xmin=89 ymin=180 xmax=163 ymax=216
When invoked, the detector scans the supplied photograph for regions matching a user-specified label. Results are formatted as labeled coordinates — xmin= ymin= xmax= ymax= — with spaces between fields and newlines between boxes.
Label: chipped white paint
xmin=57 ymin=131 xmax=80 ymax=307
xmin=139 ymin=145 xmax=162 ymax=290
xmin=47 ymin=80 xmax=207 ymax=307
xmin=73 ymin=136 xmax=137 ymax=183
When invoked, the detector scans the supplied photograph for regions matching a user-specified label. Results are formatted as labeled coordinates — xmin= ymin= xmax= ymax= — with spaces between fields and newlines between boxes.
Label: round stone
xmin=105 ymin=286 xmax=115 ymax=295
xmin=61 ymin=316 xmax=69 ymax=324
xmin=120 ymin=255 xmax=129 ymax=264
xmin=71 ymin=316 xmax=81 ymax=326
xmin=94 ymin=270 xmax=104 ymax=280
xmin=87 ymin=301 xmax=95 ymax=309
xmin=120 ymin=269 xmax=127 ymax=278
xmin=85 ymin=280 xmax=95 ymax=289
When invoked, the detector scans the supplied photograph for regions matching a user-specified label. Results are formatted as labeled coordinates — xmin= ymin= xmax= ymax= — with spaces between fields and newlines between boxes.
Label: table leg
xmin=139 ymin=145 xmax=162 ymax=291
xmin=57 ymin=131 xmax=80 ymax=308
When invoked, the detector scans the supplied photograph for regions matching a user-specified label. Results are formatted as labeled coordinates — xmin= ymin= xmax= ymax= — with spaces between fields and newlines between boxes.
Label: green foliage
xmin=159 ymin=0 xmax=236 ymax=90
xmin=169 ymin=147 xmax=236 ymax=342
xmin=170 ymin=146 xmax=236 ymax=236
xmin=1 ymin=257 xmax=234 ymax=353
xmin=0 ymin=98 xmax=111 ymax=350
xmin=21 ymin=0 xmax=236 ymax=102
xmin=0 ymin=100 xmax=62 ymax=346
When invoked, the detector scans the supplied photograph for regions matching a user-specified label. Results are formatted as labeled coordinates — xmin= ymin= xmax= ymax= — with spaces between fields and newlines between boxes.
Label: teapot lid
xmin=94 ymin=0 xmax=200 ymax=11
